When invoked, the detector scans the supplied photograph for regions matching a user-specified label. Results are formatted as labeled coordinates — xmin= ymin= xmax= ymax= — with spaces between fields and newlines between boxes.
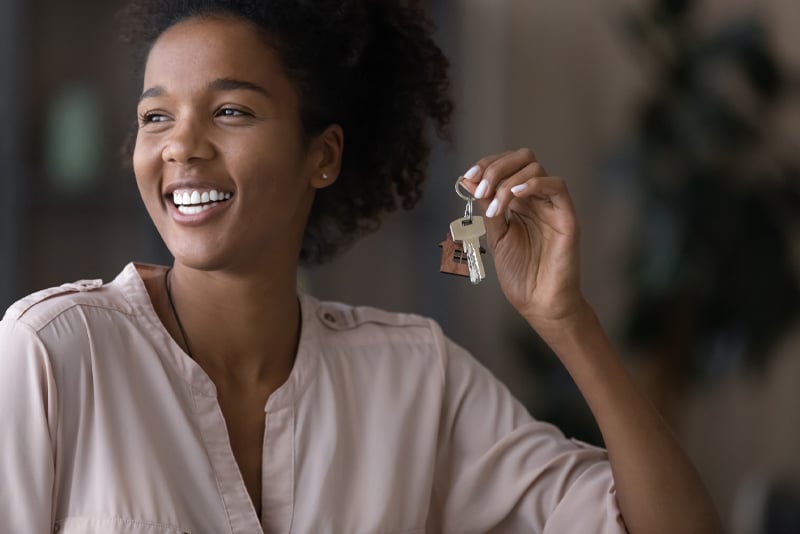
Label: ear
xmin=308 ymin=124 xmax=344 ymax=190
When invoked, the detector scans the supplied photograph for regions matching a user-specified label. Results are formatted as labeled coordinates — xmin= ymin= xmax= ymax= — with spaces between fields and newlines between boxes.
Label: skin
xmin=133 ymin=14 xmax=724 ymax=533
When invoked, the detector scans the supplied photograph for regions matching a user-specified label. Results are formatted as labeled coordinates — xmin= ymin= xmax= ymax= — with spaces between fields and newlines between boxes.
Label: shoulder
xmin=1 ymin=264 xmax=140 ymax=333
xmin=305 ymin=293 xmax=447 ymax=347
xmin=300 ymin=294 xmax=460 ymax=380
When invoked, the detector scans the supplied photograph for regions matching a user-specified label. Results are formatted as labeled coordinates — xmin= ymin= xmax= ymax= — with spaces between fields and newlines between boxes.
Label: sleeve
xmin=429 ymin=336 xmax=627 ymax=534
xmin=0 ymin=318 xmax=57 ymax=533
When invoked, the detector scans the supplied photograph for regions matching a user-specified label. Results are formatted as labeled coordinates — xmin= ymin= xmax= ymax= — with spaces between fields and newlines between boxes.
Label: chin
xmin=165 ymin=241 xmax=233 ymax=272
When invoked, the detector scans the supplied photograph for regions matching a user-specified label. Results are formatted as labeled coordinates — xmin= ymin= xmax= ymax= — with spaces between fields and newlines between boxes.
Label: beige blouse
xmin=0 ymin=263 xmax=626 ymax=534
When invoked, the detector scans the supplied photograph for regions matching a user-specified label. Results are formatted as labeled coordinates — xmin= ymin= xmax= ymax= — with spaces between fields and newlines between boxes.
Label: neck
xmin=165 ymin=263 xmax=301 ymax=389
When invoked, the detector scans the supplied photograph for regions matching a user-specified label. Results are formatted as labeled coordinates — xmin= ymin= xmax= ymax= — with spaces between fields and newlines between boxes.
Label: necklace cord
xmin=164 ymin=267 xmax=193 ymax=358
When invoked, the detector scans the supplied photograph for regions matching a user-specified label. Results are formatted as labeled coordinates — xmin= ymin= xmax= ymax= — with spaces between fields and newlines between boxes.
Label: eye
xmin=138 ymin=111 xmax=170 ymax=125
xmin=216 ymin=107 xmax=250 ymax=118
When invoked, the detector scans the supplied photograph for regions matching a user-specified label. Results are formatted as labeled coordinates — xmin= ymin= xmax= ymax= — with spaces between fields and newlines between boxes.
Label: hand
xmin=461 ymin=148 xmax=587 ymax=331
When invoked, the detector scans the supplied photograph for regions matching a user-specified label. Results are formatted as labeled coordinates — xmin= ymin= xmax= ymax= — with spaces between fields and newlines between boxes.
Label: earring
xmin=322 ymin=173 xmax=330 ymax=180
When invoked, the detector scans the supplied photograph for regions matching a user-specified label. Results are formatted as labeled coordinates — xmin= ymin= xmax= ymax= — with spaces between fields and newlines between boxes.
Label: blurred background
xmin=2 ymin=0 xmax=800 ymax=531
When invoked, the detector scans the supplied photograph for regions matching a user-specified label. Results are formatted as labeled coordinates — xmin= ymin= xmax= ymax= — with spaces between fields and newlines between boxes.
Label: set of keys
xmin=438 ymin=176 xmax=487 ymax=285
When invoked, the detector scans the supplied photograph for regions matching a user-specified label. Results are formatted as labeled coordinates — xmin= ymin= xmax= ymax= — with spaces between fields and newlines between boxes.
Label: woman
xmin=0 ymin=1 xmax=724 ymax=532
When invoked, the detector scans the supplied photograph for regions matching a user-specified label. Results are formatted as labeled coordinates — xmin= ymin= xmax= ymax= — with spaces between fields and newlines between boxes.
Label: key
xmin=450 ymin=215 xmax=486 ymax=284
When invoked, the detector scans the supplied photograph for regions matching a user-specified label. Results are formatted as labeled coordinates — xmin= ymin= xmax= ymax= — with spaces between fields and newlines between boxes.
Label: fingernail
xmin=485 ymin=198 xmax=500 ymax=218
xmin=474 ymin=180 xmax=489 ymax=199
xmin=464 ymin=165 xmax=480 ymax=180
xmin=511 ymin=183 xmax=527 ymax=195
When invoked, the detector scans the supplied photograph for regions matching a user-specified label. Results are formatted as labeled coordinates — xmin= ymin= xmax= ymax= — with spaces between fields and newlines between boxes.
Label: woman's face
xmin=133 ymin=15 xmax=333 ymax=274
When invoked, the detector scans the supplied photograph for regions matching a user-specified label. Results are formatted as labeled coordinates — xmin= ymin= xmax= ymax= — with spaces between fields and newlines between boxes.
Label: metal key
xmin=450 ymin=215 xmax=486 ymax=284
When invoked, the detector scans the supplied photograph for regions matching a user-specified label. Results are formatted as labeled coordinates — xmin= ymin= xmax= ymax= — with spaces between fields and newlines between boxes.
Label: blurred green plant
xmin=614 ymin=0 xmax=800 ymax=385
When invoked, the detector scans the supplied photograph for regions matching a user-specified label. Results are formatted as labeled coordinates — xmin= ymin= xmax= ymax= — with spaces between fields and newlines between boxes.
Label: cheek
xmin=233 ymin=144 xmax=303 ymax=194
xmin=257 ymin=160 xmax=309 ymax=204
xmin=132 ymin=136 xmax=160 ymax=190
xmin=131 ymin=139 xmax=167 ymax=223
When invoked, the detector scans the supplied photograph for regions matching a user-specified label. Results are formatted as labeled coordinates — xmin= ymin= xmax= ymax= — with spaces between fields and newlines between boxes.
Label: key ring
xmin=455 ymin=176 xmax=474 ymax=223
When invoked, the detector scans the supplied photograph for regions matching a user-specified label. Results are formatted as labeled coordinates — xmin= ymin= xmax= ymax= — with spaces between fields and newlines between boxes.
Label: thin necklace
xmin=164 ymin=267 xmax=193 ymax=358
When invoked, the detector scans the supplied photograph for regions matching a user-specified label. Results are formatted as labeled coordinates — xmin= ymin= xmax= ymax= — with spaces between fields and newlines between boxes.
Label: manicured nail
xmin=474 ymin=179 xmax=489 ymax=199
xmin=485 ymin=198 xmax=500 ymax=218
xmin=464 ymin=165 xmax=481 ymax=180
xmin=511 ymin=183 xmax=527 ymax=195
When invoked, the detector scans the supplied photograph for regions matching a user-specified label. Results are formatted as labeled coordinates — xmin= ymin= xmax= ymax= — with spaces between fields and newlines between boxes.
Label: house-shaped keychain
xmin=438 ymin=233 xmax=486 ymax=278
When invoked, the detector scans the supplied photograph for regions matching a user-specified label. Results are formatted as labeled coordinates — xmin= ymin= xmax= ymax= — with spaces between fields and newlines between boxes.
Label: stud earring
xmin=322 ymin=173 xmax=330 ymax=180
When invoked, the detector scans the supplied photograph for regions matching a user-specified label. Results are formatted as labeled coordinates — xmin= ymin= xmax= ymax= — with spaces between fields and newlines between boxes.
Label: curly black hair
xmin=118 ymin=0 xmax=453 ymax=264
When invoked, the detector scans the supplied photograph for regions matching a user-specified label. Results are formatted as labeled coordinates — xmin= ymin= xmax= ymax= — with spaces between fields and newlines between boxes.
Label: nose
xmin=161 ymin=117 xmax=215 ymax=164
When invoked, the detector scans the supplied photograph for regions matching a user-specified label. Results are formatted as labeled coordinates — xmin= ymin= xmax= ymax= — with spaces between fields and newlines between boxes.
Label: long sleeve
xmin=0 ymin=318 xmax=58 ymax=534
xmin=430 ymin=336 xmax=626 ymax=533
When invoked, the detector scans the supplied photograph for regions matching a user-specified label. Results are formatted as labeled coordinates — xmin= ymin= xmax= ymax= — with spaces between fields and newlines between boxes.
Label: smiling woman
xmin=0 ymin=1 xmax=724 ymax=533
xmin=133 ymin=16 xmax=325 ymax=274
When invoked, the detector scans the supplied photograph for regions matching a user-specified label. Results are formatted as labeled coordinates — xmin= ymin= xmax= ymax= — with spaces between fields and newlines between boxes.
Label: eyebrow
xmin=208 ymin=78 xmax=271 ymax=97
xmin=138 ymin=78 xmax=272 ymax=102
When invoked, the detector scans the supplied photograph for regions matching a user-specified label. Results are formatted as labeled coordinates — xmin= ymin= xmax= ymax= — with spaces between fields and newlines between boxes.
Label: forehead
xmin=143 ymin=16 xmax=291 ymax=93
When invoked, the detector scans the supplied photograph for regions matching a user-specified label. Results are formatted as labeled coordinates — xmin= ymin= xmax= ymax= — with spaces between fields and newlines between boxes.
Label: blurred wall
xmin=5 ymin=0 xmax=168 ymax=304
xmin=0 ymin=0 xmax=24 ymax=309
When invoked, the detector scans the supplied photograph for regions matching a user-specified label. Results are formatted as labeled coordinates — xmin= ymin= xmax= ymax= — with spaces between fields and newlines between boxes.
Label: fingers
xmin=462 ymin=148 xmax=540 ymax=200
xmin=460 ymin=148 xmax=573 ymax=217
xmin=459 ymin=151 xmax=512 ymax=198
xmin=504 ymin=174 xmax=574 ymax=215
xmin=484 ymin=168 xmax=559 ymax=220
xmin=459 ymin=148 xmax=578 ymax=242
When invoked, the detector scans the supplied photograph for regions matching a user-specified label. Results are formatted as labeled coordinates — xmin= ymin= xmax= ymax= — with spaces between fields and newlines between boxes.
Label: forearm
xmin=528 ymin=302 xmax=724 ymax=534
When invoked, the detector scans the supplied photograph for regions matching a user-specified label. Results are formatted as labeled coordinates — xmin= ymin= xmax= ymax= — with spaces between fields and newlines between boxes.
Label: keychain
xmin=438 ymin=176 xmax=487 ymax=284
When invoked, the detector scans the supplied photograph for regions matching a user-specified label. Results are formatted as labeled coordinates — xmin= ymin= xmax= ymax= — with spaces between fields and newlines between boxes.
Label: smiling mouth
xmin=170 ymin=188 xmax=234 ymax=215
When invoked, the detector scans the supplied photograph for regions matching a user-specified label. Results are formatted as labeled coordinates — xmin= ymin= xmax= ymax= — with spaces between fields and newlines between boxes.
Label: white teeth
xmin=179 ymin=205 xmax=202 ymax=215
xmin=177 ymin=203 xmax=218 ymax=215
xmin=172 ymin=189 xmax=232 ymax=206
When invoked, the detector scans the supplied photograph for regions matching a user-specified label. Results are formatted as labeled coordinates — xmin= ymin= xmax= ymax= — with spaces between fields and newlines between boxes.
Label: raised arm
xmin=460 ymin=148 xmax=725 ymax=534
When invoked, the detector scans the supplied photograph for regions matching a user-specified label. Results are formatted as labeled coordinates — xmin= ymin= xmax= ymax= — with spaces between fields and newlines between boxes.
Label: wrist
xmin=522 ymin=297 xmax=600 ymax=350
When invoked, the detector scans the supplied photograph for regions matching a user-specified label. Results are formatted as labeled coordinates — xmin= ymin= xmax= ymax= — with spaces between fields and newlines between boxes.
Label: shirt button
xmin=63 ymin=279 xmax=104 ymax=292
